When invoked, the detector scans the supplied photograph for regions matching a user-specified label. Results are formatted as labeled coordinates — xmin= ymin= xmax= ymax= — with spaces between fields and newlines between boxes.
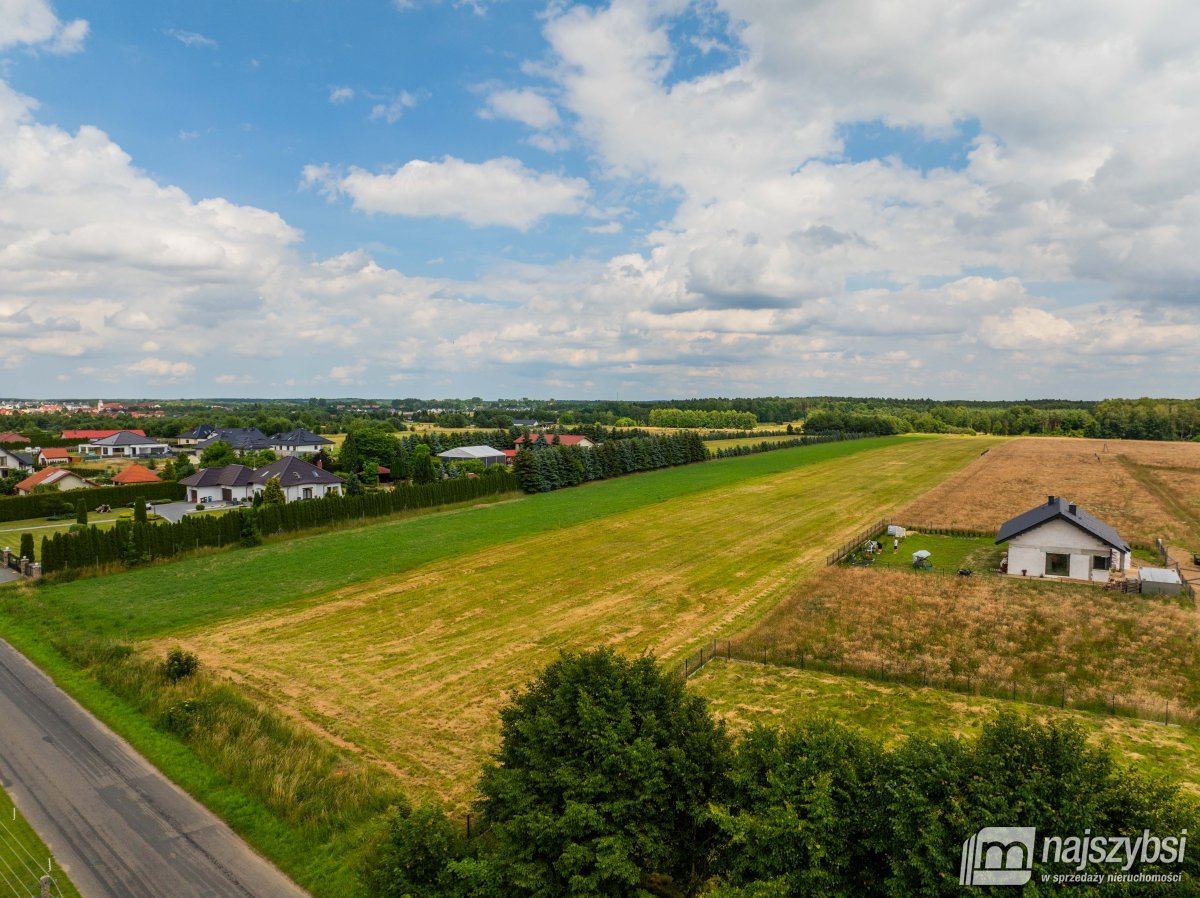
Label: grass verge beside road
xmin=0 ymin=780 xmax=82 ymax=898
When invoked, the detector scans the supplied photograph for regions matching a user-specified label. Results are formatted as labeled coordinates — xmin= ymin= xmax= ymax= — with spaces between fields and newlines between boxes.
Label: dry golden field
xmin=897 ymin=436 xmax=1200 ymax=547
xmin=736 ymin=566 xmax=1200 ymax=716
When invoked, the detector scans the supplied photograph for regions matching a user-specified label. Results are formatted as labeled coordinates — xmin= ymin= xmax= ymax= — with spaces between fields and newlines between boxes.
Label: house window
xmin=1093 ymin=555 xmax=1110 ymax=571
xmin=1046 ymin=553 xmax=1070 ymax=576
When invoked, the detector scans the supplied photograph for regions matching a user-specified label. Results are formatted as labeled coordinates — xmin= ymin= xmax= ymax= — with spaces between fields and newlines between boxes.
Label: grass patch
xmin=163 ymin=436 xmax=1002 ymax=808
xmin=703 ymin=435 xmax=797 ymax=450
xmin=857 ymin=532 xmax=1002 ymax=572
xmin=0 ymin=781 xmax=83 ymax=898
xmin=688 ymin=658 xmax=1200 ymax=794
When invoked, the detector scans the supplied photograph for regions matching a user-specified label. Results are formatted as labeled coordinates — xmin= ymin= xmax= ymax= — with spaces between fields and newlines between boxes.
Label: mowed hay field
xmin=168 ymin=436 xmax=1001 ymax=806
xmin=897 ymin=436 xmax=1200 ymax=547
xmin=688 ymin=659 xmax=1200 ymax=794
xmin=737 ymin=566 xmax=1200 ymax=718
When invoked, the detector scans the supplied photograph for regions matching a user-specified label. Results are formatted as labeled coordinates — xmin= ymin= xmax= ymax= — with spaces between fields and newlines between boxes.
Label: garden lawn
xmin=163 ymin=435 xmax=1002 ymax=807
xmin=865 ymin=532 xmax=1003 ymax=572
xmin=688 ymin=658 xmax=1200 ymax=795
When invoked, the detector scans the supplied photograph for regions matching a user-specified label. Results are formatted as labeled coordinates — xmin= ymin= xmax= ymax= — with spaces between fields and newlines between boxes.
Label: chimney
xmin=1068 ymin=503 xmax=1077 ymax=515
xmin=1047 ymin=495 xmax=1056 ymax=505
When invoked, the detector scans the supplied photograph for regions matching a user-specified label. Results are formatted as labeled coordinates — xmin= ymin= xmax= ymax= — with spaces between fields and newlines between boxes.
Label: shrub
xmin=162 ymin=647 xmax=200 ymax=682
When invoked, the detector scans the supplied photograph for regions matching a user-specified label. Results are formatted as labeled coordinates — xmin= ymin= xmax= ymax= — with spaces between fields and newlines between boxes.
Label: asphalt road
xmin=0 ymin=639 xmax=310 ymax=898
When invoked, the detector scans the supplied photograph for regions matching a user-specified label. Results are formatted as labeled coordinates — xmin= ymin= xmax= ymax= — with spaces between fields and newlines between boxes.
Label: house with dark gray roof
xmin=176 ymin=424 xmax=217 ymax=446
xmin=0 ymin=447 xmax=33 ymax=477
xmin=251 ymin=456 xmax=343 ymax=501
xmin=269 ymin=428 xmax=333 ymax=457
xmin=996 ymin=495 xmax=1130 ymax=582
xmin=196 ymin=428 xmax=273 ymax=452
xmin=179 ymin=465 xmax=258 ymax=504
xmin=84 ymin=431 xmax=171 ymax=458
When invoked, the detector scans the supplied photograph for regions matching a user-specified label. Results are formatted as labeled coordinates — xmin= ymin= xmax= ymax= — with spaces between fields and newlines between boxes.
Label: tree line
xmin=361 ymin=648 xmax=1198 ymax=897
xmin=510 ymin=433 xmax=709 ymax=493
xmin=648 ymin=408 xmax=759 ymax=429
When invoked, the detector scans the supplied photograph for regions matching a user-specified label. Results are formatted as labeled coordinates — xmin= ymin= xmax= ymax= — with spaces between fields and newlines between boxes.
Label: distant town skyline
xmin=2 ymin=0 xmax=1199 ymax=400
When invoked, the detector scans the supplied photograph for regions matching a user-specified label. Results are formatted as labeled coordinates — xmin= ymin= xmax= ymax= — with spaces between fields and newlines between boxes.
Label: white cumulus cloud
xmin=303 ymin=156 xmax=590 ymax=230
xmin=0 ymin=0 xmax=88 ymax=53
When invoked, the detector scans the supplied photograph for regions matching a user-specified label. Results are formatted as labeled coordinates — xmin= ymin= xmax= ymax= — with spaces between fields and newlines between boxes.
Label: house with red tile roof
xmin=111 ymin=464 xmax=162 ymax=485
xmin=37 ymin=447 xmax=73 ymax=466
xmin=0 ymin=432 xmax=30 ymax=444
xmin=14 ymin=468 xmax=97 ymax=495
xmin=61 ymin=429 xmax=146 ymax=440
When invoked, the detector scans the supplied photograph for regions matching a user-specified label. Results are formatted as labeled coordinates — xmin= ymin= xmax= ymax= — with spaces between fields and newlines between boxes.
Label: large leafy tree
xmin=478 ymin=648 xmax=731 ymax=897
xmin=199 ymin=440 xmax=237 ymax=468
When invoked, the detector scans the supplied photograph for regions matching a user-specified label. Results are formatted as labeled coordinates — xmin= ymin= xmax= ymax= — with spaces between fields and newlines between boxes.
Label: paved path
xmin=0 ymin=639 xmax=309 ymax=898
xmin=0 ymin=567 xmax=20 ymax=585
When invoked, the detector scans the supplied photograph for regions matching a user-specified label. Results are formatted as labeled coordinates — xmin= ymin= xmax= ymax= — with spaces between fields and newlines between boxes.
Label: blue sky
xmin=1 ymin=0 xmax=1198 ymax=399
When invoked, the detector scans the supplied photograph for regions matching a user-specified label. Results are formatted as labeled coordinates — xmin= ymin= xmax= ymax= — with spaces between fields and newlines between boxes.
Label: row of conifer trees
xmin=510 ymin=432 xmax=709 ymax=493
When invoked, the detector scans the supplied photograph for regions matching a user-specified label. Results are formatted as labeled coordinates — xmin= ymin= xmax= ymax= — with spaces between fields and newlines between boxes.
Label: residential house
xmin=0 ymin=432 xmax=30 ymax=444
xmin=37 ymin=447 xmax=73 ymax=466
xmin=996 ymin=496 xmax=1130 ymax=582
xmin=512 ymin=419 xmax=540 ymax=427
xmin=111 ymin=464 xmax=162 ymax=485
xmin=187 ymin=428 xmax=274 ymax=459
xmin=251 ymin=456 xmax=343 ymax=501
xmin=437 ymin=445 xmax=509 ymax=468
xmin=14 ymin=468 xmax=97 ymax=495
xmin=514 ymin=434 xmax=597 ymax=449
xmin=83 ymin=431 xmax=172 ymax=458
xmin=179 ymin=465 xmax=257 ymax=504
xmin=269 ymin=429 xmax=333 ymax=457
xmin=0 ymin=448 xmax=34 ymax=477
xmin=175 ymin=424 xmax=216 ymax=446
xmin=61 ymin=429 xmax=146 ymax=441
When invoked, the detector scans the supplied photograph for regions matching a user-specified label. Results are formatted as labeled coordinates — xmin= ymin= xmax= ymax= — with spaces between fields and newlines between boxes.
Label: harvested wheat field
xmin=688 ymin=659 xmax=1200 ymax=794
xmin=898 ymin=436 xmax=1200 ymax=546
xmin=167 ymin=436 xmax=999 ymax=807
xmin=736 ymin=566 xmax=1200 ymax=719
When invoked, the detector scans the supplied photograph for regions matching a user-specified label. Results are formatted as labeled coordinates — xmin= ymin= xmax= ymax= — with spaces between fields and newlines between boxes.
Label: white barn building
xmin=997 ymin=495 xmax=1130 ymax=583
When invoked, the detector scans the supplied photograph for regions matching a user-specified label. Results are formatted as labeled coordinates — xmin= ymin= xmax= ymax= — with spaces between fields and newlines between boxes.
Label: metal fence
xmin=825 ymin=519 xmax=887 ymax=566
xmin=682 ymin=637 xmax=1199 ymax=730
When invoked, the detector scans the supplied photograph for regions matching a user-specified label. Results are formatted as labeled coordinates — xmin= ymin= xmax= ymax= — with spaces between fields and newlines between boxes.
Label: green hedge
xmin=0 ymin=481 xmax=185 ymax=523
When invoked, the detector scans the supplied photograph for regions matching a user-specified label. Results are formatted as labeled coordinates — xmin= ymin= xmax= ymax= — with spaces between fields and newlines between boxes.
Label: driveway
xmin=0 ymin=566 xmax=21 ymax=585
xmin=0 ymin=639 xmax=309 ymax=898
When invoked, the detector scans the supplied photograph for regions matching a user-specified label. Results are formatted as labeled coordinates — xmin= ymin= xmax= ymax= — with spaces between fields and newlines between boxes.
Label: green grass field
xmin=25 ymin=436 xmax=942 ymax=639
xmin=156 ymin=436 xmax=1002 ymax=805
xmin=703 ymin=435 xmax=797 ymax=450
xmin=0 ymin=784 xmax=82 ymax=898
xmin=688 ymin=658 xmax=1200 ymax=794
